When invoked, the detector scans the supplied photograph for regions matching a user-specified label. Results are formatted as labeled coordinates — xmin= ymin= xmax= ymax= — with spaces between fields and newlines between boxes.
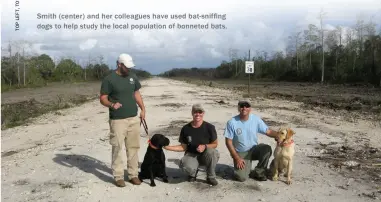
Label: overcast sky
xmin=1 ymin=0 xmax=381 ymax=74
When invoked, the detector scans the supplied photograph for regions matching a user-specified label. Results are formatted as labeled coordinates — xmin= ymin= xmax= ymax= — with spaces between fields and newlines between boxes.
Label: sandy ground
xmin=1 ymin=77 xmax=380 ymax=202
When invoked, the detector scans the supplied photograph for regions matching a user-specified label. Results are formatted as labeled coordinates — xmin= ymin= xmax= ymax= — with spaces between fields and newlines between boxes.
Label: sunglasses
xmin=193 ymin=110 xmax=204 ymax=114
xmin=239 ymin=103 xmax=251 ymax=108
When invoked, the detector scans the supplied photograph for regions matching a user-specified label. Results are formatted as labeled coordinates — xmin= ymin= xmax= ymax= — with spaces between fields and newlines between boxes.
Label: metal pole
xmin=248 ymin=49 xmax=250 ymax=96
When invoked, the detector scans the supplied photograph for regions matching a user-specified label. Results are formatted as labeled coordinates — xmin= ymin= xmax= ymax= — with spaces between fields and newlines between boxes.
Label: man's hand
xmin=196 ymin=144 xmax=206 ymax=153
xmin=266 ymin=129 xmax=280 ymax=139
xmin=234 ymin=157 xmax=245 ymax=170
xmin=112 ymin=102 xmax=122 ymax=110
xmin=140 ymin=109 xmax=145 ymax=120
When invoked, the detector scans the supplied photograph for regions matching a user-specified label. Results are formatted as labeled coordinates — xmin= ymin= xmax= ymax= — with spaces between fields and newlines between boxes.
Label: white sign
xmin=245 ymin=61 xmax=254 ymax=74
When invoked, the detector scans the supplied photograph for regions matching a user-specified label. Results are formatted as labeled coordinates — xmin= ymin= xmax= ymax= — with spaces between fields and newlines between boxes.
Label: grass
xmin=1 ymin=79 xmax=95 ymax=92
xmin=165 ymin=76 xmax=381 ymax=121
xmin=2 ymin=78 xmax=150 ymax=130
xmin=1 ymin=94 xmax=96 ymax=130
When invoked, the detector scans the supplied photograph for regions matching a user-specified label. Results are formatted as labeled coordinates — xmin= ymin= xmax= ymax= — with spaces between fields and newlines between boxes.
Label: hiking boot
xmin=253 ymin=175 xmax=267 ymax=181
xmin=249 ymin=171 xmax=267 ymax=181
xmin=129 ymin=177 xmax=142 ymax=185
xmin=188 ymin=176 xmax=196 ymax=182
xmin=115 ymin=179 xmax=126 ymax=187
xmin=207 ymin=178 xmax=218 ymax=186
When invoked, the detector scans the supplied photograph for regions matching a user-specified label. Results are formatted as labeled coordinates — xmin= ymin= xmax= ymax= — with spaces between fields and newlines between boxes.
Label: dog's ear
xmin=164 ymin=138 xmax=170 ymax=146
xmin=158 ymin=135 xmax=170 ymax=147
xmin=287 ymin=128 xmax=295 ymax=138
xmin=279 ymin=126 xmax=288 ymax=133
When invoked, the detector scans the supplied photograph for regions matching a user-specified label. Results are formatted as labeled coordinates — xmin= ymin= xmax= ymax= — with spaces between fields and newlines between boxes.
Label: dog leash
xmin=140 ymin=118 xmax=149 ymax=137
xmin=141 ymin=119 xmax=156 ymax=147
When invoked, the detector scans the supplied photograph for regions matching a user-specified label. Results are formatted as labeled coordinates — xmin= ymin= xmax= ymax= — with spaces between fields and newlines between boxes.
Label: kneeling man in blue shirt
xmin=224 ymin=100 xmax=280 ymax=181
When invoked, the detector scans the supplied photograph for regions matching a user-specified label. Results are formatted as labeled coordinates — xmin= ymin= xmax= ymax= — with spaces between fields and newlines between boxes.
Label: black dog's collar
xmin=148 ymin=139 xmax=159 ymax=150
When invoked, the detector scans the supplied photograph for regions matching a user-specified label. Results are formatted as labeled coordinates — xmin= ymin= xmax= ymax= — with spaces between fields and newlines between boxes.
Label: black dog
xmin=138 ymin=134 xmax=170 ymax=187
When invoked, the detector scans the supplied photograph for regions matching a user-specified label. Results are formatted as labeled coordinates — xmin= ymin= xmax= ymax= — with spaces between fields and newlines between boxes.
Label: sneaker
xmin=188 ymin=176 xmax=196 ymax=182
xmin=129 ymin=177 xmax=142 ymax=185
xmin=115 ymin=179 xmax=126 ymax=187
xmin=207 ymin=178 xmax=218 ymax=186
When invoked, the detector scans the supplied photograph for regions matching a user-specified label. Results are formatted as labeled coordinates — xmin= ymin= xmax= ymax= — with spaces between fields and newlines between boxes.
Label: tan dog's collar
xmin=148 ymin=139 xmax=159 ymax=150
xmin=278 ymin=139 xmax=294 ymax=147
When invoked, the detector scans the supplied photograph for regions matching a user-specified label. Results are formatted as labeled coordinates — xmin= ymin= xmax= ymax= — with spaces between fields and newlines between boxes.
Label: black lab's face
xmin=150 ymin=134 xmax=170 ymax=148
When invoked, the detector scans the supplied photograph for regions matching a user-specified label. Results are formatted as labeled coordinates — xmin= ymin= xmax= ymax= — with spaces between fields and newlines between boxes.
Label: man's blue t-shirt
xmin=224 ymin=114 xmax=269 ymax=152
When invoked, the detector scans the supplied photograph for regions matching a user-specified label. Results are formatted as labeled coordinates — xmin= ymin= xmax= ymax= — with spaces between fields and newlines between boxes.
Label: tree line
xmin=1 ymin=41 xmax=151 ymax=91
xmin=160 ymin=14 xmax=381 ymax=86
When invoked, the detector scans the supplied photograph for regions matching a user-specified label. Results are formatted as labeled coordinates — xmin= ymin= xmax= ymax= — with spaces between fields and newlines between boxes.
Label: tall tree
xmin=318 ymin=9 xmax=327 ymax=83
xmin=288 ymin=31 xmax=302 ymax=73
xmin=304 ymin=24 xmax=319 ymax=69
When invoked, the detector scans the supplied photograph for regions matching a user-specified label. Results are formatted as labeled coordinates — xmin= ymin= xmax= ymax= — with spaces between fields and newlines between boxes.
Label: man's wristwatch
xmin=109 ymin=103 xmax=114 ymax=108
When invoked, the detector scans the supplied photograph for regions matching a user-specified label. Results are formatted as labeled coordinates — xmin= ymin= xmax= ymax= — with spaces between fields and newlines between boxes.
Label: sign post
xmin=245 ymin=51 xmax=254 ymax=96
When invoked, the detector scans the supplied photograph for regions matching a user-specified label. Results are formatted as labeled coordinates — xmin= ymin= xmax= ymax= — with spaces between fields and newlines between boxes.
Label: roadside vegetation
xmin=1 ymin=42 xmax=151 ymax=129
xmin=158 ymin=18 xmax=381 ymax=120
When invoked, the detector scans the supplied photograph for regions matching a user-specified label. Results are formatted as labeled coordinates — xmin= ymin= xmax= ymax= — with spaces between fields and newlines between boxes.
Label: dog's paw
xmin=163 ymin=178 xmax=169 ymax=183
xmin=272 ymin=176 xmax=278 ymax=181
xmin=286 ymin=179 xmax=292 ymax=185
xmin=150 ymin=182 xmax=156 ymax=187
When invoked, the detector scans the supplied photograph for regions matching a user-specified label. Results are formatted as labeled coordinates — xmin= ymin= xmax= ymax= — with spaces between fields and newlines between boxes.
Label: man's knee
xmin=180 ymin=156 xmax=198 ymax=176
xmin=205 ymin=148 xmax=220 ymax=161
xmin=237 ymin=176 xmax=247 ymax=182
xmin=259 ymin=144 xmax=272 ymax=157
xmin=126 ymin=147 xmax=139 ymax=158
xmin=109 ymin=130 xmax=123 ymax=147
xmin=234 ymin=172 xmax=248 ymax=182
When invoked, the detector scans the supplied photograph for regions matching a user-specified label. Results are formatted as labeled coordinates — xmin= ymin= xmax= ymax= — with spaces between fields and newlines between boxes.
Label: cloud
xmin=1 ymin=0 xmax=380 ymax=74
xmin=79 ymin=39 xmax=98 ymax=51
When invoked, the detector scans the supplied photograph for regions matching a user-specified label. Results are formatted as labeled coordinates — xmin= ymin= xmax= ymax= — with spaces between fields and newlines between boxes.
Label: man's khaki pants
xmin=109 ymin=116 xmax=140 ymax=181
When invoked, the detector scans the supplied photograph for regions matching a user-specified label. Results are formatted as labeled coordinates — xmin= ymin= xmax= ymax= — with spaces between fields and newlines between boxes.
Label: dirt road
xmin=1 ymin=77 xmax=380 ymax=202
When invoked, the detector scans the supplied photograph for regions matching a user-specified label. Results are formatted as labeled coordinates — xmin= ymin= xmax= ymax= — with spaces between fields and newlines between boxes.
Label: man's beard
xmin=120 ymin=68 xmax=129 ymax=77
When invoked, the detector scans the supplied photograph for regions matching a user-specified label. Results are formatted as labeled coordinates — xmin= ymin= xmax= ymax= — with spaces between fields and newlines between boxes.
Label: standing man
xmin=99 ymin=53 xmax=146 ymax=187
xmin=164 ymin=104 xmax=220 ymax=186
xmin=224 ymin=100 xmax=279 ymax=182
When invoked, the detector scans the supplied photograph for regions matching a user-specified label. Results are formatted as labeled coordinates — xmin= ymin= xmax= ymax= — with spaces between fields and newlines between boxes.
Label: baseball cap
xmin=238 ymin=100 xmax=251 ymax=107
xmin=192 ymin=104 xmax=205 ymax=112
xmin=117 ymin=53 xmax=135 ymax=68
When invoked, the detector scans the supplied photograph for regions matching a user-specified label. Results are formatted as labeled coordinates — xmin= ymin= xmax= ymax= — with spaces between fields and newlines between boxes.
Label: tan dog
xmin=269 ymin=127 xmax=295 ymax=185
